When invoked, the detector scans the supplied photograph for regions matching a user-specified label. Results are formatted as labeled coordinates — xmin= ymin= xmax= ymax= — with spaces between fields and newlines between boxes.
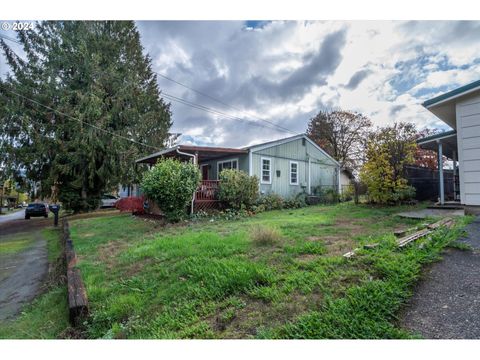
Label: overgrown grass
xmin=250 ymin=225 xmax=282 ymax=246
xmin=0 ymin=227 xmax=71 ymax=339
xmin=258 ymin=220 xmax=472 ymax=339
xmin=2 ymin=203 xmax=470 ymax=339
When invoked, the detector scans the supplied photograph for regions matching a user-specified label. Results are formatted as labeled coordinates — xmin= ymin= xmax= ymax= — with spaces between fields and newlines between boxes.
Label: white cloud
xmin=2 ymin=21 xmax=479 ymax=148
xmin=136 ymin=21 xmax=480 ymax=147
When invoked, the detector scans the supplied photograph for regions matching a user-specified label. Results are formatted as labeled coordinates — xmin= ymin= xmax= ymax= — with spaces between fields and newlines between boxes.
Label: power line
xmin=1 ymin=88 xmax=162 ymax=151
xmin=1 ymin=33 xmax=296 ymax=135
xmin=161 ymin=92 xmax=283 ymax=132
xmin=0 ymin=34 xmax=22 ymax=45
xmin=155 ymin=71 xmax=297 ymax=134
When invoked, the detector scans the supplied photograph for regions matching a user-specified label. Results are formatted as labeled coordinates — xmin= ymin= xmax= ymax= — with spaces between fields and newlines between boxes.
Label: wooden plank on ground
xmin=343 ymin=217 xmax=456 ymax=258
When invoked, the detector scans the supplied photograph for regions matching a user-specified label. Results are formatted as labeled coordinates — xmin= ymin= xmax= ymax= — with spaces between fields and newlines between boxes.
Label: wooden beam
xmin=62 ymin=219 xmax=89 ymax=326
xmin=343 ymin=217 xmax=454 ymax=258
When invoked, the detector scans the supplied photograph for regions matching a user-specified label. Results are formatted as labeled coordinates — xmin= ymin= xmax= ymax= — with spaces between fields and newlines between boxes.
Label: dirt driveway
xmin=0 ymin=215 xmax=52 ymax=321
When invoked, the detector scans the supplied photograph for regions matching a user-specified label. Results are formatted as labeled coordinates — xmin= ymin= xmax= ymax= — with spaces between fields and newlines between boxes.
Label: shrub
xmin=340 ymin=184 xmax=355 ymax=202
xmin=140 ymin=158 xmax=201 ymax=222
xmin=218 ymin=169 xmax=259 ymax=210
xmin=283 ymin=193 xmax=307 ymax=209
xmin=392 ymin=185 xmax=416 ymax=203
xmin=311 ymin=186 xmax=339 ymax=204
xmin=257 ymin=193 xmax=284 ymax=210
xmin=58 ymin=187 xmax=100 ymax=213
xmin=359 ymin=122 xmax=417 ymax=205
xmin=250 ymin=225 xmax=282 ymax=246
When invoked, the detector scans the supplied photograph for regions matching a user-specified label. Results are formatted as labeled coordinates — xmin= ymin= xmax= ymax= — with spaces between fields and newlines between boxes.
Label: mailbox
xmin=49 ymin=204 xmax=61 ymax=226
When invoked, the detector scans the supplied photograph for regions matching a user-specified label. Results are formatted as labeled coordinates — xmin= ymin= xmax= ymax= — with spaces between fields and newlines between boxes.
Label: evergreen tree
xmin=0 ymin=21 xmax=172 ymax=211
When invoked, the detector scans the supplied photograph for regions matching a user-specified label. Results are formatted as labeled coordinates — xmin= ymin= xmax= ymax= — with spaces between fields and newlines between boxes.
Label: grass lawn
xmin=0 ymin=232 xmax=36 ymax=256
xmin=0 ymin=203 xmax=471 ymax=339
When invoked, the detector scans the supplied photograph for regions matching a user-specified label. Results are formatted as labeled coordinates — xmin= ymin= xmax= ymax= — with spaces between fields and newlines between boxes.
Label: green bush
xmin=392 ymin=185 xmax=416 ymax=203
xmin=257 ymin=193 xmax=284 ymax=210
xmin=141 ymin=158 xmax=201 ymax=222
xmin=311 ymin=186 xmax=339 ymax=204
xmin=58 ymin=187 xmax=100 ymax=213
xmin=218 ymin=169 xmax=259 ymax=210
xmin=340 ymin=184 xmax=355 ymax=202
xmin=283 ymin=193 xmax=307 ymax=209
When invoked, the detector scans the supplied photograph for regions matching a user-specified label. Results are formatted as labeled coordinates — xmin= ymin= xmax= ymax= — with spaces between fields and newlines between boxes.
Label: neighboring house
xmin=117 ymin=184 xmax=141 ymax=198
xmin=136 ymin=133 xmax=340 ymax=210
xmin=340 ymin=168 xmax=354 ymax=192
xmin=418 ymin=80 xmax=480 ymax=206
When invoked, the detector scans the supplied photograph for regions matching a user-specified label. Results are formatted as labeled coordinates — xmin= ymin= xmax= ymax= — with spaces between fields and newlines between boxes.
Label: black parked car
xmin=25 ymin=203 xmax=48 ymax=219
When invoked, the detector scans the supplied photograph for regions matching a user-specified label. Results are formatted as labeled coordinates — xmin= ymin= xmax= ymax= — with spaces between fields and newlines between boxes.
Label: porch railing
xmin=195 ymin=180 xmax=220 ymax=201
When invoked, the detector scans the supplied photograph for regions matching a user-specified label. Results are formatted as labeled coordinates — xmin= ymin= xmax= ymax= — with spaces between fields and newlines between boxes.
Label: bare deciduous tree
xmin=306 ymin=109 xmax=372 ymax=170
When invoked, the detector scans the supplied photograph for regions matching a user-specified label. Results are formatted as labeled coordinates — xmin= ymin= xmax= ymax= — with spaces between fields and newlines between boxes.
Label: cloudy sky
xmin=2 ymin=21 xmax=480 ymax=148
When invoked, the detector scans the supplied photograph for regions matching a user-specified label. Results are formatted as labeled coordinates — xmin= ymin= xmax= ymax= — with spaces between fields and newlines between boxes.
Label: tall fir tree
xmin=0 ymin=21 xmax=172 ymax=211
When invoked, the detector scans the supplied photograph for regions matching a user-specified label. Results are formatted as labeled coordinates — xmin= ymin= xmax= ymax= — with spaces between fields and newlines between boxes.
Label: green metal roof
xmin=422 ymin=80 xmax=480 ymax=107
xmin=416 ymin=129 xmax=456 ymax=144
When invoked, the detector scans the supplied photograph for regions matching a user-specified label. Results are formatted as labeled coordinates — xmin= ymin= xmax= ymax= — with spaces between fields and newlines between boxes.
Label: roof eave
xmin=422 ymin=80 xmax=480 ymax=109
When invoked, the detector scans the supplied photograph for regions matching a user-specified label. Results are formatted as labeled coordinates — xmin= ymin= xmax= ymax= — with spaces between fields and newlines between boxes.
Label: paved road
xmin=0 ymin=209 xmax=25 ymax=225
xmin=0 ymin=213 xmax=50 ymax=321
xmin=401 ymin=216 xmax=480 ymax=339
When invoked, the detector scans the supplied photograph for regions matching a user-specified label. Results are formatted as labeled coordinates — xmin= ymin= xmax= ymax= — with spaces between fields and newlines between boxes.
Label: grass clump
xmin=250 ymin=225 xmax=281 ymax=246
xmin=447 ymin=241 xmax=472 ymax=251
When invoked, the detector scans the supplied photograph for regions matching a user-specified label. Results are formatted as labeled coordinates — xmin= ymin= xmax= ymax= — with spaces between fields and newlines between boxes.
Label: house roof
xmin=416 ymin=130 xmax=456 ymax=145
xmin=245 ymin=133 xmax=340 ymax=166
xmin=422 ymin=80 xmax=480 ymax=129
xmin=416 ymin=130 xmax=458 ymax=160
xmin=341 ymin=168 xmax=355 ymax=180
xmin=136 ymin=133 xmax=340 ymax=166
xmin=423 ymin=80 xmax=480 ymax=108
xmin=136 ymin=145 xmax=248 ymax=164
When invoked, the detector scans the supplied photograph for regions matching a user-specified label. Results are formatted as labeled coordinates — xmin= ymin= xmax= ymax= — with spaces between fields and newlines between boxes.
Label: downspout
xmin=337 ymin=166 xmax=341 ymax=195
xmin=176 ymin=148 xmax=197 ymax=214
xmin=308 ymin=156 xmax=311 ymax=195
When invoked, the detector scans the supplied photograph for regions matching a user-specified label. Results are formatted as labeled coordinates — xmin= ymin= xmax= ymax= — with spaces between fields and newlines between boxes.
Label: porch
xmin=194 ymin=180 xmax=221 ymax=212
xmin=136 ymin=144 xmax=248 ymax=212
xmin=417 ymin=130 xmax=460 ymax=206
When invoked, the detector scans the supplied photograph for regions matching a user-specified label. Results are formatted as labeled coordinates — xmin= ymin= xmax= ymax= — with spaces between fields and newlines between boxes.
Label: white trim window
xmin=290 ymin=161 xmax=299 ymax=185
xmin=217 ymin=158 xmax=238 ymax=178
xmin=261 ymin=157 xmax=272 ymax=184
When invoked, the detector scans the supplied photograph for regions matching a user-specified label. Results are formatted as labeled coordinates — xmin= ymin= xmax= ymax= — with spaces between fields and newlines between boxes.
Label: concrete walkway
xmin=397 ymin=208 xmax=465 ymax=219
xmin=401 ymin=216 xmax=480 ymax=338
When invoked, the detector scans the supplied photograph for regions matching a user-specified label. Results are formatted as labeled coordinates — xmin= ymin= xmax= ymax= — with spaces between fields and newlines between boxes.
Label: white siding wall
xmin=457 ymin=94 xmax=480 ymax=205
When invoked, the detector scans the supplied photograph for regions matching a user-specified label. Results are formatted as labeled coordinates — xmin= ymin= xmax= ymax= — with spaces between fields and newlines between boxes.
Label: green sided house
xmin=136 ymin=133 xmax=340 ymax=211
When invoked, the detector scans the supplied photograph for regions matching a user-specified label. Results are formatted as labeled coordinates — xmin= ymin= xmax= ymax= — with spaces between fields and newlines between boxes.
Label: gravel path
xmin=401 ymin=216 xmax=480 ymax=339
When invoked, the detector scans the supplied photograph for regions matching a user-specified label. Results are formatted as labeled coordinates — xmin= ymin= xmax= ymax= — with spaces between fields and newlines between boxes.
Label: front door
xmin=202 ymin=165 xmax=209 ymax=180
